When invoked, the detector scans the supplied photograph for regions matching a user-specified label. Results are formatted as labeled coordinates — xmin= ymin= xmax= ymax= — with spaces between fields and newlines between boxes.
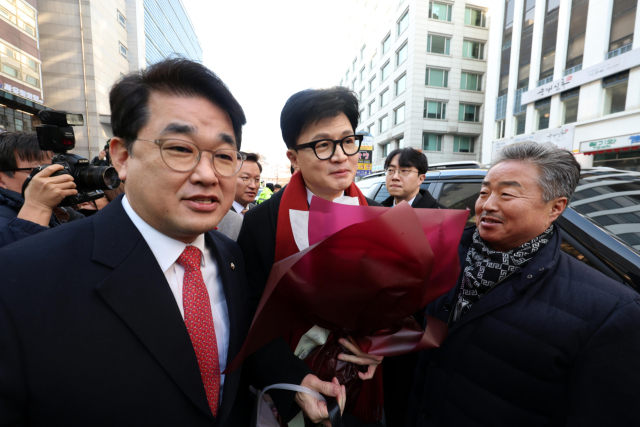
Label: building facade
xmin=0 ymin=0 xmax=48 ymax=133
xmin=483 ymin=0 xmax=640 ymax=171
xmin=37 ymin=0 xmax=201 ymax=158
xmin=340 ymin=0 xmax=491 ymax=172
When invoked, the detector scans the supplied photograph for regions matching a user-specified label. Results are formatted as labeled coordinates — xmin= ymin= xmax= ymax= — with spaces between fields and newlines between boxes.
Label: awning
xmin=583 ymin=145 xmax=640 ymax=156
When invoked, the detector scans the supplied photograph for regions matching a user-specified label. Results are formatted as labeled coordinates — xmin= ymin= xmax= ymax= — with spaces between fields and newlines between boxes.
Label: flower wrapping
xmin=225 ymin=199 xmax=469 ymax=373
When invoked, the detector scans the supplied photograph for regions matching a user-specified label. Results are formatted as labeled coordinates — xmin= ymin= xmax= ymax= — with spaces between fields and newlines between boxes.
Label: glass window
xmin=367 ymin=124 xmax=375 ymax=136
xmin=439 ymin=182 xmax=482 ymax=225
xmin=381 ymin=89 xmax=389 ymax=107
xmin=2 ymin=64 xmax=19 ymax=78
xmin=379 ymin=116 xmax=388 ymax=132
xmin=394 ymin=105 xmax=405 ymax=124
xmin=426 ymin=68 xmax=448 ymax=88
xmin=360 ymin=45 xmax=366 ymax=60
xmin=518 ymin=0 xmax=536 ymax=89
xmin=398 ymin=11 xmax=409 ymax=35
xmin=358 ymin=109 xmax=365 ymax=125
xmin=395 ymin=75 xmax=406 ymax=95
xmin=463 ymin=41 xmax=484 ymax=59
xmin=119 ymin=42 xmax=127 ymax=58
xmin=369 ymin=76 xmax=377 ymax=93
xmin=23 ymin=23 xmax=35 ymax=36
xmin=359 ymin=88 xmax=365 ymax=102
xmin=609 ymin=0 xmax=637 ymax=52
xmin=398 ymin=136 xmax=405 ymax=148
xmin=360 ymin=67 xmax=366 ymax=81
xmin=26 ymin=57 xmax=37 ymax=71
xmin=539 ymin=0 xmax=560 ymax=81
xmin=5 ymin=47 xmax=17 ymax=59
xmin=423 ymin=133 xmax=442 ymax=151
xmin=428 ymin=35 xmax=451 ymax=55
xmin=566 ymin=0 xmax=589 ymax=70
xmin=382 ymin=143 xmax=390 ymax=158
xmin=353 ymin=59 xmax=357 ymax=71
xmin=352 ymin=79 xmax=356 ymax=90
xmin=118 ymin=10 xmax=126 ymax=27
xmin=396 ymin=43 xmax=408 ymax=65
xmin=515 ymin=114 xmax=526 ymax=135
xmin=458 ymin=104 xmax=480 ymax=122
xmin=604 ymin=81 xmax=628 ymax=115
xmin=429 ymin=2 xmax=452 ymax=21
xmin=562 ymin=96 xmax=579 ymax=124
xmin=460 ymin=72 xmax=481 ymax=91
xmin=424 ymin=101 xmax=446 ymax=119
xmin=499 ymin=0 xmax=515 ymax=96
xmin=381 ymin=62 xmax=390 ymax=81
xmin=496 ymin=120 xmax=506 ymax=139
xmin=25 ymin=75 xmax=38 ymax=87
xmin=537 ymin=105 xmax=551 ymax=130
xmin=382 ymin=35 xmax=391 ymax=54
xmin=374 ymin=184 xmax=390 ymax=202
xmin=368 ymin=101 xmax=375 ymax=116
xmin=370 ymin=51 xmax=378 ymax=69
xmin=454 ymin=136 xmax=475 ymax=153
xmin=465 ymin=8 xmax=487 ymax=27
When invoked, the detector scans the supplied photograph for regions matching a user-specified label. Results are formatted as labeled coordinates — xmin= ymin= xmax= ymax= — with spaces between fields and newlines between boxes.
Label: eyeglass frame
xmin=293 ymin=134 xmax=364 ymax=160
xmin=238 ymin=176 xmax=260 ymax=186
xmin=385 ymin=167 xmax=422 ymax=178
xmin=136 ymin=138 xmax=246 ymax=176
xmin=0 ymin=167 xmax=39 ymax=173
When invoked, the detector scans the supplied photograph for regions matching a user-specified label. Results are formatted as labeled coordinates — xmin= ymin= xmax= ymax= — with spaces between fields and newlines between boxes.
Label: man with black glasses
xmin=238 ymin=87 xmax=385 ymax=425
xmin=381 ymin=147 xmax=443 ymax=209
xmin=0 ymin=59 xmax=344 ymax=426
xmin=0 ymin=131 xmax=78 ymax=248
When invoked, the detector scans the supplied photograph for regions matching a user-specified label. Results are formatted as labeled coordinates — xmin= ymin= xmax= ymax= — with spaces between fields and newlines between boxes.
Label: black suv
xmin=356 ymin=165 xmax=640 ymax=293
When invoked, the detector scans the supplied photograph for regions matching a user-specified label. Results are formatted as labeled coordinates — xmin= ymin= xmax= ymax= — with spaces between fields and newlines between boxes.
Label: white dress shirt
xmin=122 ymin=196 xmax=229 ymax=396
xmin=392 ymin=195 xmax=416 ymax=207
xmin=232 ymin=200 xmax=247 ymax=216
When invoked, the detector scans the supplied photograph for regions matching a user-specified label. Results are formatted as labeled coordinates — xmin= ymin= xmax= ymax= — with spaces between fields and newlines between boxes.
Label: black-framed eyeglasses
xmin=137 ymin=139 xmax=246 ymax=176
xmin=385 ymin=168 xmax=421 ymax=177
xmin=294 ymin=134 xmax=364 ymax=160
xmin=0 ymin=167 xmax=39 ymax=173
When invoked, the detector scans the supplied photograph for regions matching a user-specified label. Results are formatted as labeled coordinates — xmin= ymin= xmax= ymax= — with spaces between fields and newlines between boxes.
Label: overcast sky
xmin=181 ymin=0 xmax=351 ymax=166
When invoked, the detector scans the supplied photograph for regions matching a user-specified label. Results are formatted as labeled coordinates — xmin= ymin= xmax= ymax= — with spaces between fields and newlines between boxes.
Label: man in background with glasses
xmin=232 ymin=151 xmax=261 ymax=215
xmin=0 ymin=59 xmax=344 ymax=426
xmin=381 ymin=147 xmax=443 ymax=210
xmin=238 ymin=87 xmax=385 ymax=425
xmin=0 ymin=131 xmax=78 ymax=248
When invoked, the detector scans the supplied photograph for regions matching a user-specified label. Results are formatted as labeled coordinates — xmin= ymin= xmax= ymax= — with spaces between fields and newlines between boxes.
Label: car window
xmin=438 ymin=182 xmax=482 ymax=225
xmin=374 ymin=185 xmax=390 ymax=203
xmin=570 ymin=171 xmax=640 ymax=255
xmin=560 ymin=239 xmax=599 ymax=270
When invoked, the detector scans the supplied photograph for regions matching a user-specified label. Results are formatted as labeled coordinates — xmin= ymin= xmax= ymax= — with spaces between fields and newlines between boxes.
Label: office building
xmin=483 ymin=0 xmax=640 ymax=171
xmin=340 ymin=0 xmax=491 ymax=171
xmin=0 ymin=0 xmax=48 ymax=132
xmin=37 ymin=0 xmax=201 ymax=158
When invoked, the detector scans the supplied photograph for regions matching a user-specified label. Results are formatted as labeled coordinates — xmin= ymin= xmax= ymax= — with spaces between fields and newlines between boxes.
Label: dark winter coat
xmin=407 ymin=226 xmax=640 ymax=426
xmin=0 ymin=188 xmax=57 ymax=249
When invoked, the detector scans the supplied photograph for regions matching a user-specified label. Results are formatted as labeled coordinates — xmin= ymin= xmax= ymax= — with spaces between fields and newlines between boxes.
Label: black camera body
xmin=34 ymin=111 xmax=121 ymax=206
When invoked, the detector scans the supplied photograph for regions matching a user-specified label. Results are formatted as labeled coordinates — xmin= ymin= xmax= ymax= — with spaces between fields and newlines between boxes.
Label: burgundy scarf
xmin=274 ymin=171 xmax=383 ymax=423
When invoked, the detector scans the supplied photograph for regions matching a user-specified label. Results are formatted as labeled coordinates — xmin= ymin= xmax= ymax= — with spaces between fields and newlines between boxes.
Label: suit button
xmin=444 ymin=303 xmax=452 ymax=312
xmin=527 ymin=274 xmax=533 ymax=279
xmin=430 ymin=359 xmax=440 ymax=368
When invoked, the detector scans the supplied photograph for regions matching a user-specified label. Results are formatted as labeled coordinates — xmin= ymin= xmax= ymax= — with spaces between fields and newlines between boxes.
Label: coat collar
xmin=91 ymin=196 xmax=241 ymax=422
xmin=447 ymin=225 xmax=562 ymax=332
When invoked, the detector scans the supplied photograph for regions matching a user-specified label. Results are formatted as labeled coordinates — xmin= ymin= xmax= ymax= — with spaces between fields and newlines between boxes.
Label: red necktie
xmin=177 ymin=245 xmax=221 ymax=417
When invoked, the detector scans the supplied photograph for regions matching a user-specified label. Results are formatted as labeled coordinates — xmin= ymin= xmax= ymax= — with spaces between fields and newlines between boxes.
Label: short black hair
xmin=274 ymin=183 xmax=282 ymax=189
xmin=0 ymin=132 xmax=49 ymax=178
xmin=384 ymin=147 xmax=429 ymax=174
xmin=280 ymin=87 xmax=359 ymax=149
xmin=110 ymin=58 xmax=246 ymax=151
xmin=266 ymin=183 xmax=275 ymax=191
xmin=241 ymin=151 xmax=262 ymax=173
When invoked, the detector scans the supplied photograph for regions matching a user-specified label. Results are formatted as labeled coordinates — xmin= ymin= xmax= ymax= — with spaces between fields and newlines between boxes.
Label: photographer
xmin=0 ymin=131 xmax=78 ymax=248
xmin=91 ymin=141 xmax=111 ymax=166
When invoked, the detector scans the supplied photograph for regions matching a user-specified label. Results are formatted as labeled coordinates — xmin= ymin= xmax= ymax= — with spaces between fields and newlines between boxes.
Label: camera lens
xmin=75 ymin=166 xmax=121 ymax=190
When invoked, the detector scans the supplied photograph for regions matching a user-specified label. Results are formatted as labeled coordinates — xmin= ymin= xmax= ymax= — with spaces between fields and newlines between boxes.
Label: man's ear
xmin=418 ymin=173 xmax=426 ymax=184
xmin=286 ymin=149 xmax=299 ymax=170
xmin=0 ymin=173 xmax=8 ymax=190
xmin=549 ymin=197 xmax=568 ymax=222
xmin=109 ymin=137 xmax=130 ymax=182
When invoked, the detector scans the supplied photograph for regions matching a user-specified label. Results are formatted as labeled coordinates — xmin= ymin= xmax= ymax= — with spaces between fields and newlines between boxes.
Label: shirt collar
xmin=122 ymin=195 xmax=206 ymax=273
xmin=393 ymin=196 xmax=416 ymax=207
xmin=232 ymin=200 xmax=246 ymax=215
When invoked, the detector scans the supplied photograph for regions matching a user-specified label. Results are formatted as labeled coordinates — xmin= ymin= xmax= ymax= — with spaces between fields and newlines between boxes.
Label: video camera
xmin=31 ymin=110 xmax=121 ymax=206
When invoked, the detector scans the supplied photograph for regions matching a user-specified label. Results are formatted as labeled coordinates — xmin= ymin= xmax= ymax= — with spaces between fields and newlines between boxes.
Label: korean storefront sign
xmin=356 ymin=133 xmax=373 ymax=178
xmin=492 ymin=125 xmax=576 ymax=159
xmin=521 ymin=47 xmax=640 ymax=105
xmin=580 ymin=133 xmax=640 ymax=153
xmin=0 ymin=80 xmax=43 ymax=104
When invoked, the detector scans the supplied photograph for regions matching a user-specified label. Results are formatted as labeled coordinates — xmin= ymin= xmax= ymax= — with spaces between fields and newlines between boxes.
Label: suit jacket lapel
xmin=411 ymin=192 xmax=423 ymax=207
xmin=205 ymin=231 xmax=246 ymax=427
xmin=92 ymin=199 xmax=214 ymax=421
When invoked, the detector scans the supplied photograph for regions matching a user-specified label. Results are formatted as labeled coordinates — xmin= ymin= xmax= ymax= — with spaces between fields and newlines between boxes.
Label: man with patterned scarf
xmin=407 ymin=141 xmax=640 ymax=426
xmin=238 ymin=87 xmax=385 ymax=426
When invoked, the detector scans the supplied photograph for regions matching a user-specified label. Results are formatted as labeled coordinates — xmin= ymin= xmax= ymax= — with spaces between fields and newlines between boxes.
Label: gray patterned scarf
xmin=452 ymin=225 xmax=554 ymax=323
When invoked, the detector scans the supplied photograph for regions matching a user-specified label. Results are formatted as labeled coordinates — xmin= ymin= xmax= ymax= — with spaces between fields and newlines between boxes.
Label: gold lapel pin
xmin=230 ymin=263 xmax=235 ymax=270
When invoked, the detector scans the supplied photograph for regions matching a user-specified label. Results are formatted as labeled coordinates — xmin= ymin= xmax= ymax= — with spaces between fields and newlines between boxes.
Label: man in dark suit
xmin=380 ymin=147 xmax=443 ymax=210
xmin=231 ymin=152 xmax=260 ymax=216
xmin=238 ymin=87 xmax=384 ymax=425
xmin=0 ymin=59 xmax=343 ymax=426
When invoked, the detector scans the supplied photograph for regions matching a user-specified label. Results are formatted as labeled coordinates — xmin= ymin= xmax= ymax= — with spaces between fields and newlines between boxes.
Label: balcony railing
xmin=536 ymin=76 xmax=553 ymax=87
xmin=495 ymin=94 xmax=508 ymax=120
xmin=606 ymin=43 xmax=633 ymax=60
xmin=564 ymin=64 xmax=582 ymax=76
xmin=514 ymin=87 xmax=528 ymax=115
